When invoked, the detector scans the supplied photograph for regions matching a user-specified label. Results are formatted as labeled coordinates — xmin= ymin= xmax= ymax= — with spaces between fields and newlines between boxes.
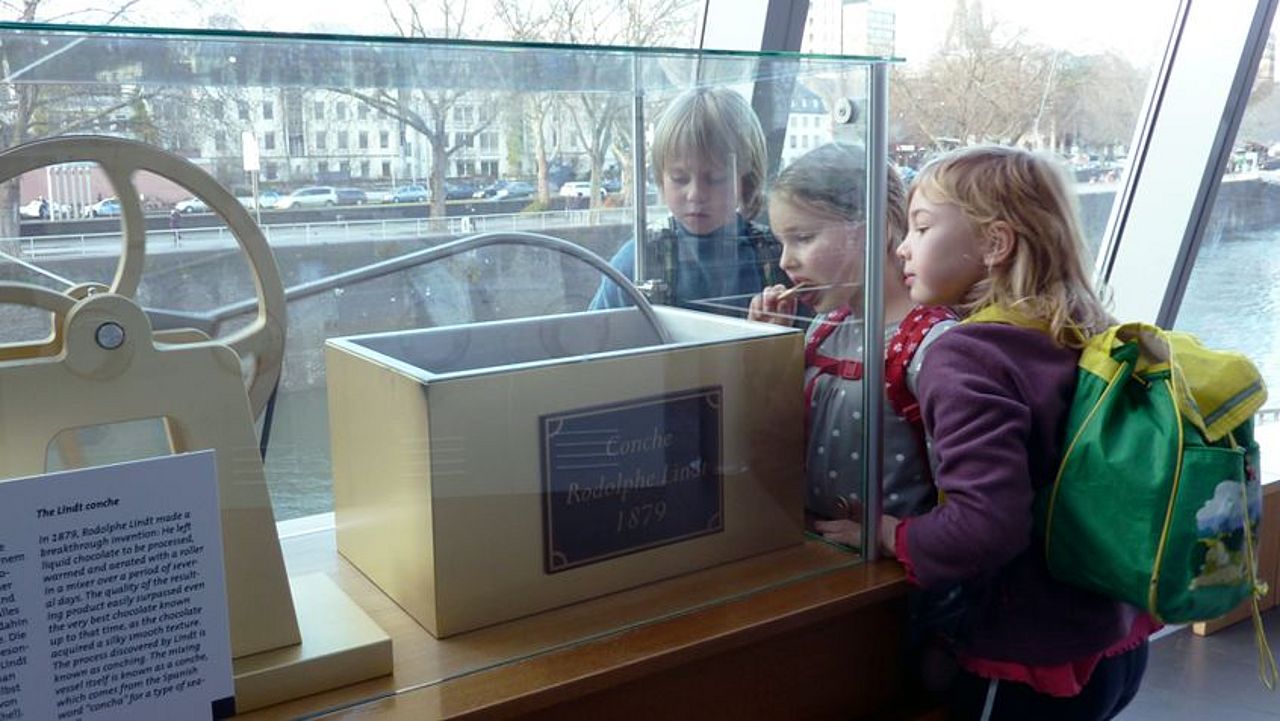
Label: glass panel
xmin=0 ymin=22 xmax=891 ymax=707
xmin=1175 ymin=14 xmax=1280 ymax=430
xmin=129 ymin=0 xmax=709 ymax=49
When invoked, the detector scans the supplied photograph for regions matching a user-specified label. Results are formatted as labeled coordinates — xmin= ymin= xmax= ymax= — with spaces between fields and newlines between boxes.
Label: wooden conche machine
xmin=0 ymin=137 xmax=391 ymax=712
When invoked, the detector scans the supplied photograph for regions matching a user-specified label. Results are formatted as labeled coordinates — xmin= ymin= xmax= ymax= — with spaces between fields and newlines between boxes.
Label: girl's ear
xmin=982 ymin=221 xmax=1016 ymax=267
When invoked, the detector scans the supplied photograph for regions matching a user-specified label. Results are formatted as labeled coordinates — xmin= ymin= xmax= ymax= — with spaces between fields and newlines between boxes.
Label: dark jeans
xmin=948 ymin=640 xmax=1149 ymax=721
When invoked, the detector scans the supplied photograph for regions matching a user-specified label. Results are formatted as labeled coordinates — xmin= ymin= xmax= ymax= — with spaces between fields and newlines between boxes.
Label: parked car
xmin=473 ymin=181 xmax=504 ymax=199
xmin=86 ymin=198 xmax=121 ymax=217
xmin=255 ymin=190 xmax=282 ymax=209
xmin=558 ymin=181 xmax=605 ymax=200
xmin=444 ymin=180 xmax=479 ymax=200
xmin=473 ymin=180 xmax=536 ymax=200
xmin=559 ymin=181 xmax=590 ymax=198
xmin=547 ymin=160 xmax=576 ymax=192
xmin=235 ymin=190 xmax=281 ymax=210
xmin=174 ymin=196 xmax=209 ymax=214
xmin=491 ymin=180 xmax=536 ymax=200
xmin=19 ymin=199 xmax=51 ymax=219
xmin=497 ymin=181 xmax=536 ymax=200
xmin=390 ymin=184 xmax=428 ymax=203
xmin=276 ymin=186 xmax=339 ymax=209
xmin=335 ymin=187 xmax=368 ymax=205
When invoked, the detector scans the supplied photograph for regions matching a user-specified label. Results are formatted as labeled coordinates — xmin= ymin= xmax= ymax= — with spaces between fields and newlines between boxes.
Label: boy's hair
xmin=910 ymin=145 xmax=1111 ymax=347
xmin=651 ymin=87 xmax=768 ymax=219
xmin=770 ymin=142 xmax=907 ymax=252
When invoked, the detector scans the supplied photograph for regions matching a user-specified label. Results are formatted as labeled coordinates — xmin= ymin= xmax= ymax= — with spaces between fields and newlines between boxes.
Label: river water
xmin=1178 ymin=228 xmax=1280 ymax=390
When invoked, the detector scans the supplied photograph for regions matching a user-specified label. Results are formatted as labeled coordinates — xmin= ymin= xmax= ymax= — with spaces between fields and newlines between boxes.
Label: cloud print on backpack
xmin=1191 ymin=479 xmax=1263 ymax=590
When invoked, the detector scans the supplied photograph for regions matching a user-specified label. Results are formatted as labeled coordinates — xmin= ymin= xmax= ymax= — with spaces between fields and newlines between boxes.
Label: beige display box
xmin=326 ymin=306 xmax=804 ymax=638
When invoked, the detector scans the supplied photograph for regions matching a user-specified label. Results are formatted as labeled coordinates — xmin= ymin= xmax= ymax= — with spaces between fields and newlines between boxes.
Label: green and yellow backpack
xmin=966 ymin=305 xmax=1276 ymax=685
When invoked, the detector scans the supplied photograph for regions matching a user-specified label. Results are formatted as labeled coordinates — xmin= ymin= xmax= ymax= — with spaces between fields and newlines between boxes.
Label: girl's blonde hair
xmin=651 ymin=87 xmax=768 ymax=219
xmin=770 ymin=142 xmax=907 ymax=252
xmin=911 ymin=145 xmax=1111 ymax=347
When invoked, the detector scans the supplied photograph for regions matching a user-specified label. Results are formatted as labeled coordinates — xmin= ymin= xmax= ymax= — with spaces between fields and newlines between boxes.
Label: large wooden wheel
xmin=0 ymin=136 xmax=285 ymax=418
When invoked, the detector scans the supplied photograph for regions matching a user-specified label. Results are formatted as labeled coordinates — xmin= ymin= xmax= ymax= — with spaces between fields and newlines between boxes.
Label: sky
xmin=892 ymin=0 xmax=1182 ymax=66
xmin=254 ymin=0 xmax=1182 ymax=62
xmin=20 ymin=0 xmax=1190 ymax=72
xmin=124 ymin=0 xmax=1184 ymax=68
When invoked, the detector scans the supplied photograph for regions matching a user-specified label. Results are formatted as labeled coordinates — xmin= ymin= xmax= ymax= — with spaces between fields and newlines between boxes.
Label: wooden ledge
xmin=236 ymin=528 xmax=910 ymax=720
xmin=388 ymin=559 xmax=909 ymax=719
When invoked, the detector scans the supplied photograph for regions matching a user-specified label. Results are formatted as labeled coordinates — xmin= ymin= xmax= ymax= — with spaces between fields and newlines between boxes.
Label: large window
xmin=1175 ymin=14 xmax=1280 ymax=417
xmin=0 ymin=4 xmax=1194 ymax=531
xmin=876 ymin=1 xmax=1179 ymax=250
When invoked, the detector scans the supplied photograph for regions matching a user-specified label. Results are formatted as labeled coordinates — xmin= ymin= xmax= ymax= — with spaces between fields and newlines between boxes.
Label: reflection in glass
xmin=0 ymin=18 xmax=903 ymax=711
xmin=0 ymin=24 xmax=884 ymax=523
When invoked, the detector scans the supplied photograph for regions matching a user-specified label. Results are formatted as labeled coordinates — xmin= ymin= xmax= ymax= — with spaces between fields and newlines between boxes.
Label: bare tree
xmin=494 ymin=0 xmax=697 ymax=209
xmin=492 ymin=0 xmax=562 ymax=205
xmin=1239 ymin=78 xmax=1280 ymax=150
xmin=0 ymin=0 xmax=166 ymax=236
xmin=328 ymin=0 xmax=497 ymax=217
xmin=525 ymin=95 xmax=563 ymax=206
xmin=572 ymin=0 xmax=697 ymax=208
xmin=606 ymin=0 xmax=698 ymax=208
xmin=892 ymin=3 xmax=1157 ymax=164
xmin=1045 ymin=52 xmax=1148 ymax=156
xmin=892 ymin=25 xmax=1051 ymax=147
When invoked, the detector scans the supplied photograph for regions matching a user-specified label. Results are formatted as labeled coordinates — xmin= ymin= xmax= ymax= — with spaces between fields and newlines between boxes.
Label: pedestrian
xmin=169 ymin=207 xmax=181 ymax=245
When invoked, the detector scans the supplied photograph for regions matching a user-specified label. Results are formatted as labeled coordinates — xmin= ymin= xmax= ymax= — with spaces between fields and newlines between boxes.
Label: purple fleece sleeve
xmin=903 ymin=328 xmax=1037 ymax=590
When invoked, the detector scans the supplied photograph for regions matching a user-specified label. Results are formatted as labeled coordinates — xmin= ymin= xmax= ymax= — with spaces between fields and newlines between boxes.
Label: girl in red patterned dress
xmin=749 ymin=143 xmax=954 ymax=539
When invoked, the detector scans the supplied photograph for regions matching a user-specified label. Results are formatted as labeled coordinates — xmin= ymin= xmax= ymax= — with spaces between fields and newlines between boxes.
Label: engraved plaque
xmin=541 ymin=387 xmax=724 ymax=572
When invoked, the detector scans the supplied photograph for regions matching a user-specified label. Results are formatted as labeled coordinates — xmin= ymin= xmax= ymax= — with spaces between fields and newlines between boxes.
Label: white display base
xmin=231 ymin=573 xmax=393 ymax=712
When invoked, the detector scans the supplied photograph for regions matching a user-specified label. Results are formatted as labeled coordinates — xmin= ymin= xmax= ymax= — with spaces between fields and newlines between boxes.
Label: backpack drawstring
xmin=1237 ymin=474 xmax=1279 ymax=689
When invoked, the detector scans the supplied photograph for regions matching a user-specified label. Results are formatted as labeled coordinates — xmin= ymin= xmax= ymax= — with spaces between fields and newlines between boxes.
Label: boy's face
xmin=661 ymin=155 xmax=739 ymax=236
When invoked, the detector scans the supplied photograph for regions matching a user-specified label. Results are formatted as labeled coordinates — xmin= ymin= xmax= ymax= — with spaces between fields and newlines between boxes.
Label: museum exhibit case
xmin=0 ymin=21 xmax=919 ymax=719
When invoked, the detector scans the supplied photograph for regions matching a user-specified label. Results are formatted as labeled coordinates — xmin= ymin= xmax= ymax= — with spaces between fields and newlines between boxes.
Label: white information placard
xmin=0 ymin=451 xmax=234 ymax=721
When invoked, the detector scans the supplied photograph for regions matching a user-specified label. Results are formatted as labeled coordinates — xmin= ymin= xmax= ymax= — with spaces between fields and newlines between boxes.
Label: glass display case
xmin=0 ymin=22 xmax=904 ymax=717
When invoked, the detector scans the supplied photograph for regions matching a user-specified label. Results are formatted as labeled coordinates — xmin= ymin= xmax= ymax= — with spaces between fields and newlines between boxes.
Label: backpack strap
xmin=641 ymin=219 xmax=679 ymax=305
xmin=803 ymin=305 xmax=957 ymax=466
xmin=886 ymin=306 xmax=959 ymax=492
xmin=745 ymin=220 xmax=784 ymax=288
xmin=962 ymin=304 xmax=1049 ymax=331
xmin=646 ymin=219 xmax=783 ymax=305
xmin=804 ymin=307 xmax=860 ymax=441
xmin=885 ymin=305 xmax=959 ymax=426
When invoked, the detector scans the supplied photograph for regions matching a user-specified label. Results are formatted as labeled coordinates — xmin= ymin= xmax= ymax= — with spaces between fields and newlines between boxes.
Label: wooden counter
xmin=236 ymin=523 xmax=916 ymax=720
xmin=234 ymin=421 xmax=1280 ymax=716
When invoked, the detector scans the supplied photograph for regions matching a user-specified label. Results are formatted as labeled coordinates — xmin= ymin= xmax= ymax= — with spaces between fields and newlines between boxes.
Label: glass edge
xmin=0 ymin=20 xmax=904 ymax=64
xmin=336 ymin=543 xmax=863 ymax=713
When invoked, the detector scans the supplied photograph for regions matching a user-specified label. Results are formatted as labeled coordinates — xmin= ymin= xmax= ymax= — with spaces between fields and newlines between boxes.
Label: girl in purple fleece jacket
xmin=883 ymin=146 xmax=1155 ymax=721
